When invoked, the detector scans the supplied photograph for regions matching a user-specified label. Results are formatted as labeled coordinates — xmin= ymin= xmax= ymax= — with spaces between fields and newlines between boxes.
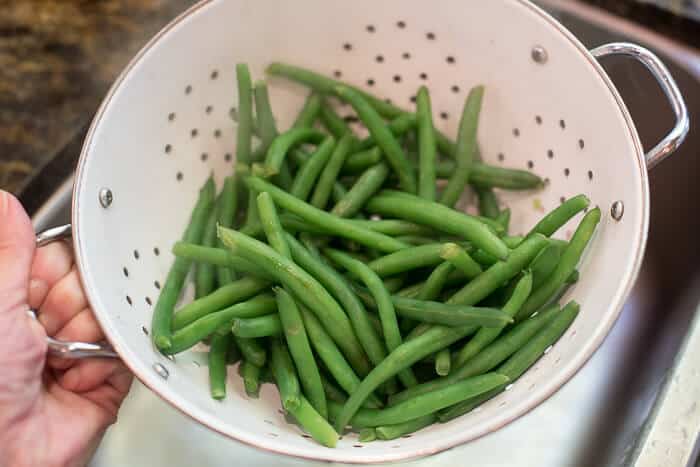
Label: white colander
xmin=38 ymin=0 xmax=688 ymax=463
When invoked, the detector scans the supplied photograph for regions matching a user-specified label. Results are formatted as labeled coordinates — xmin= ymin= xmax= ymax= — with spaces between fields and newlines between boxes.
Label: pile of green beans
xmin=150 ymin=63 xmax=599 ymax=447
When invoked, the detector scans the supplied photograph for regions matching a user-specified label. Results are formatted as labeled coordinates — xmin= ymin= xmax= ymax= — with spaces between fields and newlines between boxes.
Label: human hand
xmin=0 ymin=190 xmax=132 ymax=467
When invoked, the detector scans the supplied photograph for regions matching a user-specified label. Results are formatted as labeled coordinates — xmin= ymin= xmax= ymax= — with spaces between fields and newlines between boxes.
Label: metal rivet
xmin=153 ymin=362 xmax=169 ymax=379
xmin=531 ymin=45 xmax=548 ymax=64
xmin=611 ymin=200 xmax=624 ymax=221
xmin=505 ymin=383 xmax=514 ymax=391
xmin=99 ymin=188 xmax=113 ymax=208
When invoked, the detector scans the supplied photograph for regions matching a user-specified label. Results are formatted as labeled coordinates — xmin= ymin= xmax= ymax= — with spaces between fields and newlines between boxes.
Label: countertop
xmin=1 ymin=0 xmax=697 ymax=211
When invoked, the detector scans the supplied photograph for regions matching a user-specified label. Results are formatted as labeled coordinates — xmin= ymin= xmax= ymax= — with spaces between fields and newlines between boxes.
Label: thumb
xmin=0 ymin=190 xmax=46 ymax=423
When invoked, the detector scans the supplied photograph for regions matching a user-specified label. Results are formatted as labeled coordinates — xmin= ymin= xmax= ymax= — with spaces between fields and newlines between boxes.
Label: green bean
xmin=253 ymin=80 xmax=278 ymax=157
xmin=333 ymin=323 xmax=478 ymax=432
xmin=270 ymin=338 xmax=301 ymax=411
xmin=236 ymin=337 xmax=266 ymax=367
xmin=338 ymin=373 xmax=507 ymax=429
xmin=418 ymin=262 xmax=454 ymax=301
xmin=347 ymin=219 xmax=434 ymax=237
xmin=476 ymin=186 xmax=500 ymax=219
xmin=290 ymin=136 xmax=336 ymax=200
xmin=172 ymin=242 xmax=271 ymax=279
xmin=284 ymin=234 xmax=383 ymax=373
xmin=242 ymin=187 xmax=260 ymax=231
xmin=264 ymin=128 xmax=326 ymax=176
xmin=515 ymin=207 xmax=600 ymax=321
xmin=354 ymin=113 xmax=417 ymax=152
xmin=440 ymin=301 xmax=579 ymax=422
xmin=311 ymin=133 xmax=354 ymax=209
xmin=388 ymin=305 xmax=557 ymax=406
xmin=446 ymin=234 xmax=548 ymax=306
xmin=256 ymin=191 xmax=291 ymax=258
xmin=440 ymin=86 xmax=484 ymax=207
xmin=319 ymin=102 xmax=355 ymax=140
xmin=152 ymin=176 xmax=215 ymax=351
xmin=359 ymin=428 xmax=377 ymax=442
xmin=342 ymin=147 xmax=383 ymax=174
xmin=375 ymin=414 xmax=436 ymax=440
xmin=366 ymin=191 xmax=509 ymax=259
xmin=325 ymin=248 xmax=417 ymax=389
xmin=440 ymin=243 xmax=483 ymax=279
xmin=331 ymin=162 xmax=389 ymax=218
xmin=434 ymin=161 xmax=544 ymax=190
xmin=453 ymin=272 xmax=533 ymax=369
xmin=275 ymin=287 xmax=327 ymax=418
xmin=292 ymin=93 xmax=323 ymax=129
xmin=244 ymin=176 xmax=410 ymax=253
xmin=395 ymin=235 xmax=435 ymax=246
xmin=235 ymin=64 xmax=253 ymax=164
xmin=530 ymin=242 xmax=564 ymax=289
xmin=435 ymin=349 xmax=451 ymax=376
xmin=496 ymin=208 xmax=511 ymax=233
xmin=196 ymin=195 xmax=221 ymax=298
xmin=232 ymin=314 xmax=282 ymax=338
xmin=320 ymin=373 xmax=349 ymax=405
xmin=240 ymin=360 xmax=262 ymax=397
xmin=208 ymin=332 xmax=231 ymax=400
xmin=218 ymin=226 xmax=370 ymax=375
xmin=335 ymin=86 xmax=416 ymax=193
xmin=299 ymin=305 xmax=383 ymax=409
xmin=288 ymin=397 xmax=339 ymax=448
xmin=166 ymin=295 xmax=277 ymax=354
xmin=367 ymin=243 xmax=447 ymax=277
xmin=526 ymin=194 xmax=590 ymax=237
xmin=216 ymin=176 xmax=239 ymax=284
xmin=416 ymin=86 xmax=437 ymax=200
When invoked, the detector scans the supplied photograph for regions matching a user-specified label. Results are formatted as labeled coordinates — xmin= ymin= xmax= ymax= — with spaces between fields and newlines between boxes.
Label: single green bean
xmin=253 ymin=80 xmax=278 ymax=157
xmin=530 ymin=242 xmax=565 ymax=289
xmin=435 ymin=349 xmax=451 ymax=376
xmin=218 ymin=226 xmax=370 ymax=375
xmin=270 ymin=338 xmax=301 ymax=411
xmin=434 ymin=161 xmax=544 ymax=190
xmin=440 ymin=301 xmax=579 ymax=422
xmin=416 ymin=86 xmax=437 ymax=200
xmin=526 ymin=194 xmax=590 ymax=238
xmin=256 ymin=191 xmax=291 ymax=258
xmin=319 ymin=102 xmax=355 ymax=140
xmin=342 ymin=147 xmax=383 ymax=174
xmin=299 ymin=305 xmax=383 ymax=409
xmin=171 ymin=242 xmax=271 ymax=279
xmin=152 ymin=176 xmax=215 ymax=351
xmin=166 ymin=295 xmax=277 ymax=354
xmin=453 ymin=272 xmax=533 ymax=369
xmin=264 ymin=128 xmax=326 ymax=176
xmin=232 ymin=314 xmax=282 ymax=338
xmin=275 ymin=287 xmax=327 ymax=418
xmin=284 ymin=234 xmax=383 ymax=373
xmin=236 ymin=337 xmax=266 ymax=367
xmin=288 ymin=397 xmax=339 ymax=448
xmin=388 ymin=305 xmax=557 ymax=406
xmin=240 ymin=360 xmax=262 ymax=397
xmin=367 ymin=243 xmax=448 ymax=277
xmin=375 ymin=414 xmax=436 ymax=440
xmin=331 ymin=162 xmax=389 ymax=218
xmin=235 ymin=64 xmax=253 ymax=164
xmin=335 ymin=86 xmax=416 ymax=193
xmin=333 ymin=323 xmax=478 ymax=432
xmin=290 ymin=135 xmax=336 ymax=200
xmin=311 ymin=133 xmax=354 ymax=209
xmin=476 ymin=186 xmax=500 ymax=219
xmin=418 ymin=262 xmax=454 ymax=301
xmin=196 ymin=203 xmax=221 ymax=300
xmin=515 ymin=207 xmax=600 ymax=321
xmin=292 ymin=93 xmax=323 ymax=129
xmin=208 ymin=332 xmax=231 ymax=400
xmin=325 ymin=248 xmax=418 ymax=388
xmin=446 ymin=234 xmax=548 ymax=306
xmin=216 ymin=176 xmax=239 ymax=284
xmin=395 ymin=235 xmax=436 ymax=246
xmin=440 ymin=243 xmax=483 ymax=279
xmin=366 ymin=191 xmax=509 ymax=259
xmin=242 ymin=187 xmax=260 ymax=231
xmin=440 ymin=86 xmax=484 ymax=207
xmin=348 ymin=219 xmax=434 ymax=237
xmin=354 ymin=114 xmax=417 ymax=151
xmin=244 ymin=176 xmax=410 ymax=253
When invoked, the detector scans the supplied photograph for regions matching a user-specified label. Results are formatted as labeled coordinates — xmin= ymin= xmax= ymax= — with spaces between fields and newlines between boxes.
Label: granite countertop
xmin=1 ymin=0 xmax=698 ymax=210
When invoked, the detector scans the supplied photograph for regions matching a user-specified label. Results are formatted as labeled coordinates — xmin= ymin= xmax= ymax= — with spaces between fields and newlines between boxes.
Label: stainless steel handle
xmin=591 ymin=42 xmax=689 ymax=170
xmin=34 ymin=224 xmax=119 ymax=359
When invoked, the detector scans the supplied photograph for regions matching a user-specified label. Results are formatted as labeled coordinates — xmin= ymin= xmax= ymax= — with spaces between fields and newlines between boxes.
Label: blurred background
xmin=6 ymin=1 xmax=700 ymax=466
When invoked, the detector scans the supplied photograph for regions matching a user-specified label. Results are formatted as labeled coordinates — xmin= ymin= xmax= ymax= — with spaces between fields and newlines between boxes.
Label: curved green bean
xmin=208 ymin=332 xmax=231 ymax=400
xmin=527 ymin=194 xmax=590 ymax=238
xmin=440 ymin=85 xmax=484 ymax=207
xmin=440 ymin=243 xmax=483 ymax=279
xmin=152 ymin=176 xmax=215 ymax=351
xmin=334 ymin=85 xmax=416 ymax=193
xmin=270 ymin=338 xmax=301 ymax=411
xmin=310 ymin=133 xmax=354 ymax=209
xmin=264 ymin=128 xmax=326 ymax=176
xmin=331 ymin=162 xmax=389 ymax=218
xmin=235 ymin=64 xmax=253 ymax=164
xmin=290 ymin=135 xmax=336 ymax=201
xmin=416 ymin=86 xmax=437 ymax=200
xmin=288 ymin=397 xmax=339 ymax=448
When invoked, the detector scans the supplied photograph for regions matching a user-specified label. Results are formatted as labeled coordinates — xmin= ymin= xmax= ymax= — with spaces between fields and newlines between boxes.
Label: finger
xmin=59 ymin=359 xmax=128 ymax=394
xmin=39 ymin=267 xmax=88 ymax=336
xmin=28 ymin=241 xmax=73 ymax=309
xmin=0 ymin=190 xmax=35 ymax=315
xmin=47 ymin=308 xmax=104 ymax=370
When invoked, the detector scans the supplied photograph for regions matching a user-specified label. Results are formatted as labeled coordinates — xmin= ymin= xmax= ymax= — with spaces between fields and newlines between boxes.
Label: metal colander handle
xmin=34 ymin=224 xmax=118 ymax=359
xmin=591 ymin=42 xmax=689 ymax=170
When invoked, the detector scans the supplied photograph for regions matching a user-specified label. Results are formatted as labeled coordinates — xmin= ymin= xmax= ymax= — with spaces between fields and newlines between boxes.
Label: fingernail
xmin=0 ymin=190 xmax=8 ymax=216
